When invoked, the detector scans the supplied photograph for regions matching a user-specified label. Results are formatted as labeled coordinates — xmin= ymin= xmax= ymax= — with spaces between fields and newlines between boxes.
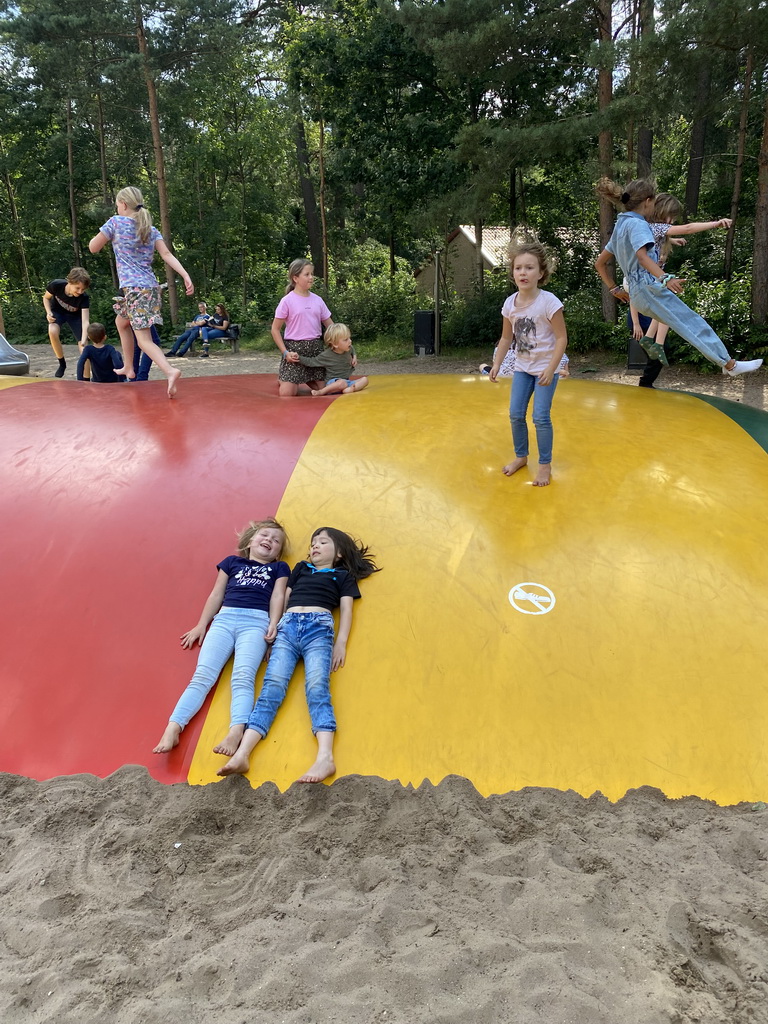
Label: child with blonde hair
xmin=286 ymin=323 xmax=368 ymax=395
xmin=88 ymin=186 xmax=194 ymax=397
xmin=594 ymin=177 xmax=761 ymax=377
xmin=490 ymin=239 xmax=568 ymax=487
xmin=153 ymin=519 xmax=290 ymax=758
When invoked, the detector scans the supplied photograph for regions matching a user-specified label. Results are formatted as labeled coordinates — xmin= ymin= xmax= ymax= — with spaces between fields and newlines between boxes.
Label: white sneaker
xmin=723 ymin=359 xmax=763 ymax=377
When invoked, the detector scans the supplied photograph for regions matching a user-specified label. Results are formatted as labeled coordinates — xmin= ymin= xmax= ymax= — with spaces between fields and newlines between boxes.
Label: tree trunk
xmin=0 ymin=137 xmax=33 ymax=294
xmin=294 ymin=113 xmax=323 ymax=272
xmin=751 ymin=90 xmax=768 ymax=325
xmin=597 ymin=0 xmax=616 ymax=322
xmin=318 ymin=114 xmax=329 ymax=284
xmin=685 ymin=64 xmax=711 ymax=219
xmin=66 ymin=99 xmax=81 ymax=265
xmin=635 ymin=0 xmax=654 ymax=176
xmin=93 ymin=77 xmax=119 ymax=289
xmin=136 ymin=3 xmax=179 ymax=323
xmin=725 ymin=49 xmax=753 ymax=280
xmin=509 ymin=168 xmax=517 ymax=230
xmin=474 ymin=216 xmax=484 ymax=295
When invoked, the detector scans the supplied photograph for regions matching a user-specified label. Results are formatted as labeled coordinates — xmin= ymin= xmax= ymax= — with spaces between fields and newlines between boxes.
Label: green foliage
xmin=672 ymin=264 xmax=761 ymax=363
xmin=562 ymin=291 xmax=625 ymax=355
xmin=439 ymin=271 xmax=508 ymax=350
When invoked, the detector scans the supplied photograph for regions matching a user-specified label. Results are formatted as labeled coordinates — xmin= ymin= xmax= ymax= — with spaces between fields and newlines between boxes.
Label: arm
xmin=321 ymin=316 xmax=334 ymax=330
xmin=636 ymin=246 xmax=685 ymax=295
xmin=155 ymin=238 xmax=194 ymax=296
xmin=89 ymin=231 xmax=109 ymax=254
xmin=43 ymin=290 xmax=56 ymax=323
xmin=629 ymin=301 xmax=643 ymax=340
xmin=296 ymin=352 xmax=328 ymax=369
xmin=81 ymin=304 xmax=90 ymax=339
xmin=180 ymin=570 xmax=228 ymax=648
xmin=594 ymin=249 xmax=629 ymax=302
xmin=538 ymin=309 xmax=567 ymax=387
xmin=76 ymin=349 xmax=88 ymax=381
xmin=265 ymin=577 xmax=288 ymax=642
xmin=489 ymin=316 xmax=514 ymax=382
xmin=666 ymin=218 xmax=732 ymax=237
xmin=271 ymin=317 xmax=288 ymax=356
xmin=110 ymin=347 xmax=124 ymax=370
xmin=332 ymin=596 xmax=354 ymax=671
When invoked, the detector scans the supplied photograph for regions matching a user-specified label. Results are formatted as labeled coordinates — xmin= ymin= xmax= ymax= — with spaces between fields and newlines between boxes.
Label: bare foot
xmin=310 ymin=389 xmax=321 ymax=396
xmin=217 ymin=752 xmax=251 ymax=776
xmin=167 ymin=368 xmax=181 ymax=398
xmin=502 ymin=457 xmax=528 ymax=477
xmin=533 ymin=464 xmax=552 ymax=487
xmin=153 ymin=722 xmax=181 ymax=753
xmin=297 ymin=753 xmax=336 ymax=784
xmin=213 ymin=724 xmax=245 ymax=757
xmin=115 ymin=366 xmax=137 ymax=381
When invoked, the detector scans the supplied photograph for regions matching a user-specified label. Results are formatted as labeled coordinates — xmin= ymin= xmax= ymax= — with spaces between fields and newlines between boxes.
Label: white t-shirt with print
xmin=501 ymin=289 xmax=564 ymax=375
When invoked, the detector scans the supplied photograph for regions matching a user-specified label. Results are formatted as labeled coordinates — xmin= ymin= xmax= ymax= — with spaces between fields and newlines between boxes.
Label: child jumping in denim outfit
xmin=594 ymin=177 xmax=762 ymax=378
xmin=490 ymin=239 xmax=568 ymax=487
xmin=218 ymin=527 xmax=380 ymax=784
xmin=153 ymin=519 xmax=290 ymax=758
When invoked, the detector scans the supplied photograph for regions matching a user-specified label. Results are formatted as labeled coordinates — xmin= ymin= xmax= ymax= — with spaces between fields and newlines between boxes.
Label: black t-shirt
xmin=286 ymin=561 xmax=361 ymax=611
xmin=47 ymin=280 xmax=90 ymax=315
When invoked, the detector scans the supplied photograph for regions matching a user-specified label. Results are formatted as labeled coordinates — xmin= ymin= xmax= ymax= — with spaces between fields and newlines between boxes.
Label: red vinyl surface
xmin=0 ymin=376 xmax=327 ymax=783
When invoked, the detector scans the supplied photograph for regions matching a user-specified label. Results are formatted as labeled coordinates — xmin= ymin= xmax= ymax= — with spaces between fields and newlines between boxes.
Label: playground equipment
xmin=0 ymin=332 xmax=29 ymax=375
xmin=0 ymin=373 xmax=766 ymax=803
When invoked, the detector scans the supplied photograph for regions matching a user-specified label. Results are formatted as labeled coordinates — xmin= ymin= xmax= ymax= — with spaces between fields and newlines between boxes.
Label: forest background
xmin=1 ymin=0 xmax=767 ymax=367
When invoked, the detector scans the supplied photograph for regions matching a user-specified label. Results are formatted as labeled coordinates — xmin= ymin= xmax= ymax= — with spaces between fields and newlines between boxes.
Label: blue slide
xmin=0 ymin=333 xmax=29 ymax=375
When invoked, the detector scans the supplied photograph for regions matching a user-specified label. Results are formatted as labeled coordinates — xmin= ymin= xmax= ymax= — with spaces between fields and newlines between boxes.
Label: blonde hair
xmin=236 ymin=518 xmax=288 ymax=560
xmin=285 ymin=258 xmax=313 ymax=294
xmin=595 ymin=176 xmax=656 ymax=212
xmin=67 ymin=266 xmax=91 ymax=287
xmin=508 ymin=237 xmax=555 ymax=287
xmin=116 ymin=186 xmax=153 ymax=244
xmin=324 ymin=323 xmax=350 ymax=348
xmin=653 ymin=193 xmax=683 ymax=264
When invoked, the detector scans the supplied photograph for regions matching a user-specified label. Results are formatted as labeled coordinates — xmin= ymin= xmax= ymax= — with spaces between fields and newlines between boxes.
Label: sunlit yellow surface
xmin=0 ymin=375 xmax=41 ymax=390
xmin=188 ymin=376 xmax=768 ymax=803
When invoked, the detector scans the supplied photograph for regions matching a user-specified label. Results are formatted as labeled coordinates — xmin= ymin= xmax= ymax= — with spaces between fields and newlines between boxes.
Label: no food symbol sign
xmin=508 ymin=582 xmax=556 ymax=615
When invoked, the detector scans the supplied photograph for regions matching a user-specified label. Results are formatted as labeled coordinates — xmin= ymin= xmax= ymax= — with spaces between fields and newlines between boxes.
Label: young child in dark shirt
xmin=287 ymin=323 xmax=369 ymax=395
xmin=218 ymin=527 xmax=380 ymax=783
xmin=77 ymin=323 xmax=125 ymax=383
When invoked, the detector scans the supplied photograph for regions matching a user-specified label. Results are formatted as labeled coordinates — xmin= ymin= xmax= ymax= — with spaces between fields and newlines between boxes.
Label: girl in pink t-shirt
xmin=271 ymin=259 xmax=334 ymax=396
xmin=490 ymin=240 xmax=568 ymax=487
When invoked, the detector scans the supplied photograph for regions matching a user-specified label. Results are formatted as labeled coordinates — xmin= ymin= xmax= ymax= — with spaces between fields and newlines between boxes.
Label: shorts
xmin=113 ymin=287 xmax=164 ymax=331
xmin=51 ymin=311 xmax=84 ymax=342
xmin=278 ymin=338 xmax=325 ymax=385
xmin=327 ymin=378 xmax=354 ymax=387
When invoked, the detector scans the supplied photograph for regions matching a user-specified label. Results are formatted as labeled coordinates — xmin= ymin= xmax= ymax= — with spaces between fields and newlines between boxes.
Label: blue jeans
xmin=248 ymin=612 xmax=336 ymax=737
xmin=169 ymin=607 xmax=270 ymax=728
xmin=170 ymin=326 xmax=201 ymax=356
xmin=201 ymin=327 xmax=228 ymax=344
xmin=510 ymin=370 xmax=559 ymax=465
xmin=630 ymin=279 xmax=730 ymax=367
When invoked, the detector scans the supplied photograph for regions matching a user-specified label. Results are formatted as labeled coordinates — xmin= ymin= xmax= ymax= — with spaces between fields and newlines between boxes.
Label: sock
xmin=55 ymin=358 xmax=66 ymax=378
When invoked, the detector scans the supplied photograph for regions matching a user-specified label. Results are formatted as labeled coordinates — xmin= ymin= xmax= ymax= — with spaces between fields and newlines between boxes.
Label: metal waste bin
xmin=414 ymin=311 xmax=435 ymax=355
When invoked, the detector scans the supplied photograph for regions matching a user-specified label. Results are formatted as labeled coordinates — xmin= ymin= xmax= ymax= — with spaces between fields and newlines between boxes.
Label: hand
xmin=285 ymin=351 xmax=300 ymax=363
xmin=669 ymin=237 xmax=687 ymax=247
xmin=611 ymin=287 xmax=630 ymax=303
xmin=716 ymin=218 xmax=733 ymax=229
xmin=351 ymin=354 xmax=358 ymax=368
xmin=184 ymin=279 xmax=195 ymax=296
xmin=265 ymin=622 xmax=278 ymax=643
xmin=489 ymin=363 xmax=501 ymax=382
xmin=559 ymin=364 xmax=570 ymax=378
xmin=632 ymin=323 xmax=644 ymax=340
xmin=180 ymin=625 xmax=206 ymax=648
xmin=667 ymin=277 xmax=686 ymax=295
xmin=331 ymin=640 xmax=347 ymax=671
xmin=537 ymin=369 xmax=554 ymax=387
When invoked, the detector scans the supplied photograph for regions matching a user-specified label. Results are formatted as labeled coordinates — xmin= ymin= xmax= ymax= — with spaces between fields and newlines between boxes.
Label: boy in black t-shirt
xmin=42 ymin=267 xmax=91 ymax=377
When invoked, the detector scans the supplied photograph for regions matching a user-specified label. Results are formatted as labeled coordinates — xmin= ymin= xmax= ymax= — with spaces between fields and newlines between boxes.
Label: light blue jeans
xmin=248 ymin=611 xmax=336 ymax=737
xmin=169 ymin=607 xmax=270 ymax=729
xmin=510 ymin=370 xmax=559 ymax=465
xmin=630 ymin=279 xmax=730 ymax=367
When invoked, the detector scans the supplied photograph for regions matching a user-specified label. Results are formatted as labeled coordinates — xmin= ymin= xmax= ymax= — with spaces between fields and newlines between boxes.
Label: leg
xmin=153 ymin=612 xmax=237 ymax=753
xmin=47 ymin=321 xmax=68 ymax=377
xmin=342 ymin=377 xmax=369 ymax=393
xmin=134 ymin=327 xmax=181 ymax=397
xmin=530 ymin=374 xmax=559 ymax=486
xmin=504 ymin=371 xmax=535 ymax=476
xmin=177 ymin=328 xmax=200 ymax=356
xmin=298 ymin=614 xmax=337 ymax=783
xmin=213 ymin=610 xmax=270 ymax=756
xmin=218 ymin=618 xmax=302 ymax=775
xmin=311 ymin=380 xmax=348 ymax=397
xmin=278 ymin=381 xmax=300 ymax=396
xmin=114 ymin=314 xmax=137 ymax=380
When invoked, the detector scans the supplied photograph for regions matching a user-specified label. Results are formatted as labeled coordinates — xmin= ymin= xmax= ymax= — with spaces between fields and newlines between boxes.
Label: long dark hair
xmin=312 ymin=527 xmax=380 ymax=580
